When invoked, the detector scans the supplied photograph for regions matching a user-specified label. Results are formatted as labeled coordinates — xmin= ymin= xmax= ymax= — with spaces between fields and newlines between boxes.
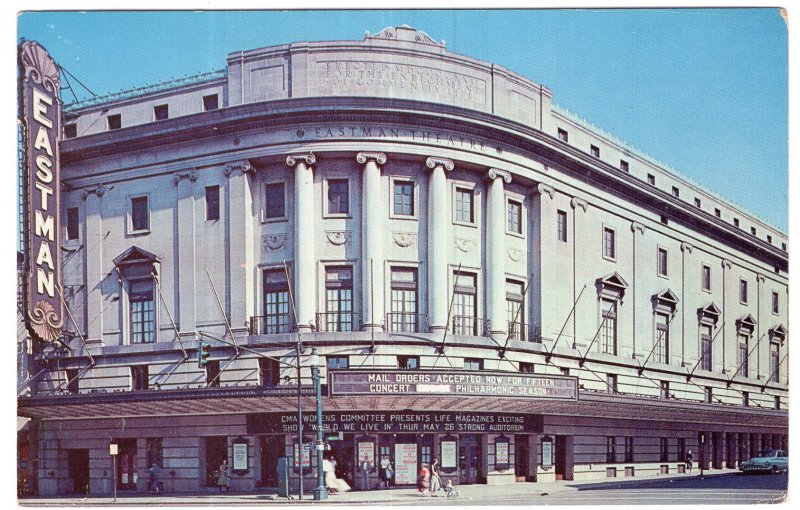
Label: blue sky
xmin=17 ymin=9 xmax=788 ymax=230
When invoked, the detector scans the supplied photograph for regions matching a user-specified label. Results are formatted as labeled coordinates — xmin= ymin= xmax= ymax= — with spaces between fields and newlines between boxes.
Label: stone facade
xmin=19 ymin=26 xmax=787 ymax=496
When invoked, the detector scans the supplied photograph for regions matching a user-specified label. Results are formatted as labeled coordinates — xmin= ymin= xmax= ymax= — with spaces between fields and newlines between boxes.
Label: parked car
xmin=739 ymin=449 xmax=788 ymax=474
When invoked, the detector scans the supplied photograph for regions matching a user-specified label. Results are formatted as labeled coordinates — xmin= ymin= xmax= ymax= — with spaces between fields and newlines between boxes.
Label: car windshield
xmin=759 ymin=450 xmax=781 ymax=457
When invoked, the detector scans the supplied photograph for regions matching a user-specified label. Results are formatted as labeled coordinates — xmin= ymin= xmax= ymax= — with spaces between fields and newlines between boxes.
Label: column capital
xmin=286 ymin=153 xmax=316 ymax=168
xmin=680 ymin=241 xmax=694 ymax=253
xmin=756 ymin=273 xmax=766 ymax=283
xmin=487 ymin=168 xmax=512 ymax=184
xmin=172 ymin=169 xmax=198 ymax=186
xmin=570 ymin=196 xmax=588 ymax=213
xmin=721 ymin=259 xmax=733 ymax=270
xmin=534 ymin=183 xmax=555 ymax=200
xmin=425 ymin=157 xmax=454 ymax=172
xmin=631 ymin=221 xmax=646 ymax=235
xmin=81 ymin=184 xmax=111 ymax=200
xmin=224 ymin=160 xmax=255 ymax=176
xmin=356 ymin=152 xmax=387 ymax=166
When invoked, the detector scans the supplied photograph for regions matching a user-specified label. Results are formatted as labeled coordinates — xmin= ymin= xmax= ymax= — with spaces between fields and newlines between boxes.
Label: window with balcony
xmin=506 ymin=279 xmax=525 ymax=341
xmin=389 ymin=268 xmax=418 ymax=332
xmin=600 ymin=298 xmax=618 ymax=355
xmin=452 ymin=271 xmax=477 ymax=335
xmin=323 ymin=267 xmax=354 ymax=332
xmin=700 ymin=324 xmax=713 ymax=371
xmin=655 ymin=312 xmax=670 ymax=364
xmin=129 ymin=279 xmax=155 ymax=344
xmin=770 ymin=342 xmax=780 ymax=383
xmin=262 ymin=270 xmax=290 ymax=334
xmin=738 ymin=334 xmax=750 ymax=378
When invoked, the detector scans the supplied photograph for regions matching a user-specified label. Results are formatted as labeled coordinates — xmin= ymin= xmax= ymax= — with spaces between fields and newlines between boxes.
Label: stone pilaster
xmin=357 ymin=152 xmax=387 ymax=332
xmin=81 ymin=185 xmax=109 ymax=345
xmin=174 ymin=170 xmax=198 ymax=337
xmin=426 ymin=157 xmax=454 ymax=332
xmin=224 ymin=160 xmax=255 ymax=334
xmin=287 ymin=153 xmax=317 ymax=332
xmin=486 ymin=168 xmax=512 ymax=337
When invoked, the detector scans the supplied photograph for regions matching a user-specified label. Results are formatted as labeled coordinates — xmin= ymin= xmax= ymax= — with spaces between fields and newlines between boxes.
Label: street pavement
xmin=18 ymin=469 xmax=789 ymax=506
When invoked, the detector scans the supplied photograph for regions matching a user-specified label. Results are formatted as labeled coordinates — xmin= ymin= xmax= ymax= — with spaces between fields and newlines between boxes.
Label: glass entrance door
xmin=116 ymin=439 xmax=138 ymax=490
xmin=458 ymin=435 xmax=482 ymax=484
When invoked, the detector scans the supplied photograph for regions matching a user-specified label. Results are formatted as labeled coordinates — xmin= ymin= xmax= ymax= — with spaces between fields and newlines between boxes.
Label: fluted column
xmin=426 ymin=157 xmax=454 ymax=333
xmin=287 ymin=153 xmax=316 ymax=332
xmin=224 ymin=160 xmax=255 ymax=334
xmin=174 ymin=169 xmax=198 ymax=337
xmin=358 ymin=152 xmax=387 ymax=332
xmin=486 ymin=168 xmax=512 ymax=337
xmin=82 ymin=185 xmax=108 ymax=344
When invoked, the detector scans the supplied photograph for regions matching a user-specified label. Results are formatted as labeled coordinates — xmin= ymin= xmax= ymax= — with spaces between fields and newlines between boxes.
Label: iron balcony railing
xmin=451 ymin=315 xmax=491 ymax=337
xmin=316 ymin=312 xmax=358 ymax=333
xmin=386 ymin=313 xmax=428 ymax=333
xmin=248 ymin=315 xmax=295 ymax=336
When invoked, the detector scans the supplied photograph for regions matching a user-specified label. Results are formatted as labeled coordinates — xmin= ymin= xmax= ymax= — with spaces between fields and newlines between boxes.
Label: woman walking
xmin=217 ymin=459 xmax=231 ymax=492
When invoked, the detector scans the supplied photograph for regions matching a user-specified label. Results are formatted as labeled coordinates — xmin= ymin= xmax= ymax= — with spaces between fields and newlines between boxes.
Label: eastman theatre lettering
xmin=296 ymin=125 xmax=491 ymax=153
xmin=247 ymin=411 xmax=544 ymax=435
xmin=316 ymin=61 xmax=487 ymax=105
xmin=330 ymin=370 xmax=578 ymax=400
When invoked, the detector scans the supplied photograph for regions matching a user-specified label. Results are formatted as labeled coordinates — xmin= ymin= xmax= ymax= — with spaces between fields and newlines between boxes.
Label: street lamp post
xmin=310 ymin=348 xmax=329 ymax=501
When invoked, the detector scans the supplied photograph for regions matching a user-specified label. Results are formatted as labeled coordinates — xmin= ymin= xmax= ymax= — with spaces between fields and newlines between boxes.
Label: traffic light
xmin=197 ymin=339 xmax=212 ymax=368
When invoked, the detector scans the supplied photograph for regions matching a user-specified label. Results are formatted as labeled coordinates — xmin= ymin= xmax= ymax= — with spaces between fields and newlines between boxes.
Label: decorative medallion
xmin=262 ymin=234 xmax=288 ymax=251
xmin=507 ymin=248 xmax=523 ymax=262
xmin=392 ymin=232 xmax=417 ymax=248
xmin=454 ymin=237 xmax=477 ymax=253
xmin=326 ymin=231 xmax=352 ymax=246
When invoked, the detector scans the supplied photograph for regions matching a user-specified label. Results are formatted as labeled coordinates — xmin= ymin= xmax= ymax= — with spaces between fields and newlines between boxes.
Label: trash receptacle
xmin=277 ymin=457 xmax=290 ymax=498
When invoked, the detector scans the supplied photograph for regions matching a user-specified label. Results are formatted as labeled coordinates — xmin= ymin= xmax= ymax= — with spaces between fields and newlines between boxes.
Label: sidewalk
xmin=19 ymin=469 xmax=740 ymax=506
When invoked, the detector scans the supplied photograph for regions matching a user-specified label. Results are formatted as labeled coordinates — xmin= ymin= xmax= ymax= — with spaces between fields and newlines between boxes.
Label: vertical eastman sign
xmin=19 ymin=41 xmax=63 ymax=342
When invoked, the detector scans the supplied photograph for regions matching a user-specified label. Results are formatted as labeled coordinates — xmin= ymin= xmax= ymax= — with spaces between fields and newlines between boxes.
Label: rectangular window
xmin=327 ymin=179 xmax=349 ymax=215
xmin=519 ymin=362 xmax=534 ymax=373
xmin=660 ymin=381 xmax=670 ymax=400
xmin=704 ymin=386 xmax=713 ymax=403
xmin=263 ymin=270 xmax=290 ymax=334
xmin=206 ymin=360 xmax=221 ymax=387
xmin=324 ymin=267 xmax=354 ymax=332
xmin=606 ymin=437 xmax=617 ymax=463
xmin=153 ymin=104 xmax=169 ymax=121
xmin=203 ymin=94 xmax=219 ymax=111
xmin=739 ymin=279 xmax=748 ymax=304
xmin=738 ymin=334 xmax=749 ymax=378
xmin=590 ymin=145 xmax=600 ymax=158
xmin=672 ymin=186 xmax=680 ymax=198
xmin=714 ymin=208 xmax=721 ymax=218
xmin=327 ymin=356 xmax=349 ymax=370
xmin=452 ymin=272 xmax=478 ymax=335
xmin=620 ymin=160 xmax=629 ymax=172
xmin=772 ymin=291 xmax=779 ymax=314
xmin=455 ymin=187 xmax=474 ymax=223
xmin=624 ymin=437 xmax=634 ymax=463
xmin=205 ymin=185 xmax=220 ymax=221
xmin=64 ymin=123 xmax=77 ymax=139
xmin=655 ymin=313 xmax=670 ymax=364
xmin=507 ymin=199 xmax=522 ymax=234
xmin=464 ymin=358 xmax=483 ymax=371
xmin=742 ymin=391 xmax=749 ymax=407
xmin=66 ymin=368 xmax=79 ymax=394
xmin=751 ymin=227 xmax=757 ymax=236
xmin=647 ymin=174 xmax=655 ymax=185
xmin=259 ymin=358 xmax=280 ymax=387
xmin=393 ymin=181 xmax=414 ymax=216
xmin=390 ymin=268 xmax=418 ymax=332
xmin=131 ymin=196 xmax=150 ymax=232
xmin=557 ymin=210 xmax=568 ymax=242
xmin=734 ymin=218 xmax=740 ymax=227
xmin=770 ymin=342 xmax=780 ymax=383
xmin=107 ymin=114 xmax=121 ymax=130
xmin=603 ymin=227 xmax=616 ymax=259
xmin=560 ymin=367 xmax=570 ymax=376
xmin=700 ymin=325 xmax=713 ymax=371
xmin=131 ymin=365 xmax=149 ymax=391
xmin=506 ymin=279 xmax=525 ymax=341
xmin=607 ymin=374 xmax=617 ymax=394
xmin=782 ymin=242 xmax=787 ymax=251
xmin=557 ymin=128 xmax=568 ymax=142
xmin=701 ymin=264 xmax=711 ymax=292
xmin=129 ymin=279 xmax=155 ymax=343
xmin=657 ymin=248 xmax=668 ymax=277
xmin=600 ymin=299 xmax=617 ymax=355
xmin=767 ymin=235 xmax=772 ymax=244
xmin=660 ymin=438 xmax=669 ymax=462
xmin=66 ymin=207 xmax=80 ymax=240
xmin=265 ymin=182 xmax=286 ymax=219
xmin=398 ymin=356 xmax=419 ymax=370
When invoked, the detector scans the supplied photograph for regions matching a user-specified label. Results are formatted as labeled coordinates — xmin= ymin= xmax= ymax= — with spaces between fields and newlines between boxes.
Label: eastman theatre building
xmin=18 ymin=26 xmax=788 ymax=495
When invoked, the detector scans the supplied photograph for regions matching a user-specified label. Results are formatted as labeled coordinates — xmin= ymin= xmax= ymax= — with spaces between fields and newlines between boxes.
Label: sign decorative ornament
xmin=19 ymin=41 xmax=63 ymax=343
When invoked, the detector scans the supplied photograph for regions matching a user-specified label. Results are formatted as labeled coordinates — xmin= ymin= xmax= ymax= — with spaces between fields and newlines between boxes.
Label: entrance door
xmin=554 ymin=436 xmax=573 ymax=480
xmin=260 ymin=436 xmax=283 ymax=487
xmin=515 ymin=435 xmax=529 ymax=482
xmin=458 ymin=435 xmax=483 ymax=484
xmin=205 ymin=436 xmax=228 ymax=487
xmin=116 ymin=439 xmax=137 ymax=490
xmin=67 ymin=449 xmax=89 ymax=494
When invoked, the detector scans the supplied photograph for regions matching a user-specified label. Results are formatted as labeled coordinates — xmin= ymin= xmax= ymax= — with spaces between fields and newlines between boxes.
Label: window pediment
xmin=697 ymin=302 xmax=721 ymax=325
xmin=652 ymin=288 xmax=679 ymax=312
xmin=596 ymin=271 xmax=628 ymax=300
xmin=736 ymin=314 xmax=757 ymax=333
xmin=770 ymin=323 xmax=787 ymax=340
xmin=113 ymin=246 xmax=160 ymax=279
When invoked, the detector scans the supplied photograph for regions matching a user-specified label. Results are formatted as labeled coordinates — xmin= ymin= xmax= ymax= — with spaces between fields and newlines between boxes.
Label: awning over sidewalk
xmin=18 ymin=385 xmax=787 ymax=430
